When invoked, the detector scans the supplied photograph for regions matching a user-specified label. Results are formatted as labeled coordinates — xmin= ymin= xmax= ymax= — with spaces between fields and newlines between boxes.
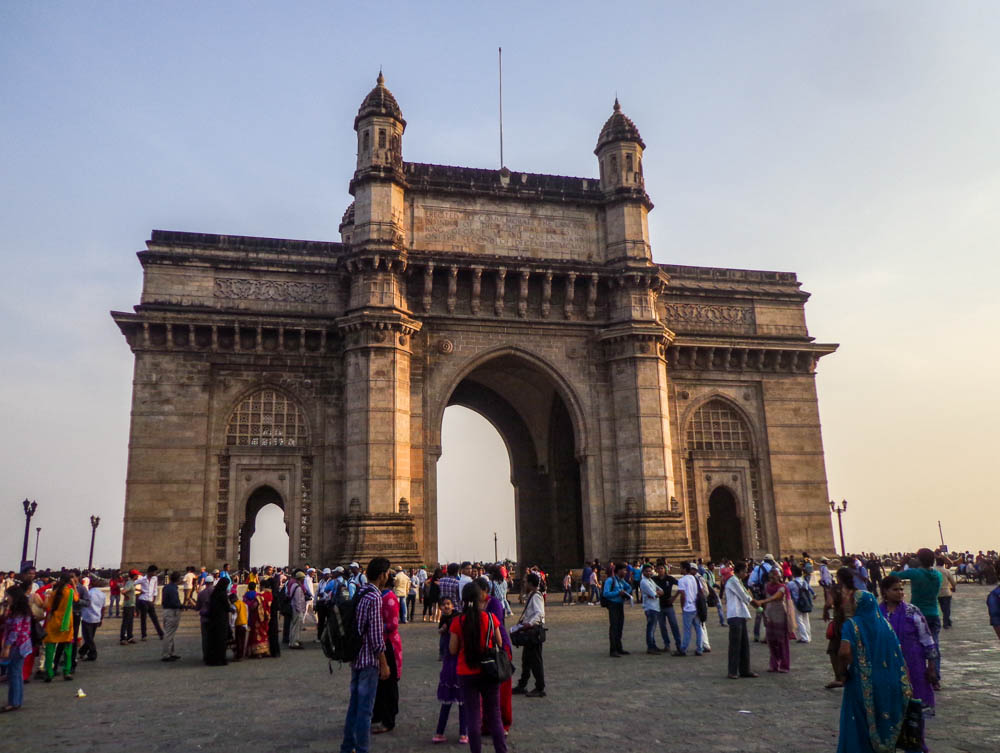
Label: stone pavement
xmin=2 ymin=585 xmax=998 ymax=753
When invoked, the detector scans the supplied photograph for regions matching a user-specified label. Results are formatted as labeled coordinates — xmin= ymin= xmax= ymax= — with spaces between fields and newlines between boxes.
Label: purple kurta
xmin=881 ymin=600 xmax=937 ymax=713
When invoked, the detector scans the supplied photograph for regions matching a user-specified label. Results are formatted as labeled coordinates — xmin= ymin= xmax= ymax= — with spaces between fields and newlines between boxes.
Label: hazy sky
xmin=2 ymin=2 xmax=998 ymax=569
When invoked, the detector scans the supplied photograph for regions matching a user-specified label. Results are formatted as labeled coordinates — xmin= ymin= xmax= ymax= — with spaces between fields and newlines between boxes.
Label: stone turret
xmin=595 ymin=99 xmax=653 ymax=265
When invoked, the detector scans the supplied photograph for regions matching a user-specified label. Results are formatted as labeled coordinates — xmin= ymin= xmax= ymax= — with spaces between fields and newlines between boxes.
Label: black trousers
xmin=282 ymin=612 xmax=291 ymax=644
xmin=727 ymin=617 xmax=751 ymax=676
xmin=607 ymin=602 xmax=625 ymax=654
xmin=938 ymin=596 xmax=953 ymax=627
xmin=120 ymin=606 xmax=135 ymax=641
xmin=81 ymin=621 xmax=99 ymax=660
xmin=137 ymin=600 xmax=163 ymax=638
xmin=517 ymin=643 xmax=545 ymax=690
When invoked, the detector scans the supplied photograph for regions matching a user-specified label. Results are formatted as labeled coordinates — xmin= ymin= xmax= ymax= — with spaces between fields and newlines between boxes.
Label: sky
xmin=2 ymin=2 xmax=998 ymax=569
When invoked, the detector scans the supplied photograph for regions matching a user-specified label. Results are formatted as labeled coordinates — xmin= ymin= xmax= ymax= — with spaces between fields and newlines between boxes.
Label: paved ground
xmin=3 ymin=584 xmax=998 ymax=753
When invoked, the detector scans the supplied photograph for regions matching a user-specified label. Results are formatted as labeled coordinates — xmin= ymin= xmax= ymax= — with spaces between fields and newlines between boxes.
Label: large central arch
xmin=434 ymin=349 xmax=587 ymax=571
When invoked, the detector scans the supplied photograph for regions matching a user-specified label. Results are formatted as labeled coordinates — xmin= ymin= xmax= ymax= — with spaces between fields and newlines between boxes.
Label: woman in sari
xmin=837 ymin=590 xmax=912 ymax=753
xmin=244 ymin=582 xmax=271 ymax=658
xmin=204 ymin=577 xmax=232 ymax=666
xmin=43 ymin=574 xmax=77 ymax=682
xmin=759 ymin=567 xmax=796 ymax=672
xmin=880 ymin=575 xmax=938 ymax=718
xmin=371 ymin=578 xmax=402 ymax=734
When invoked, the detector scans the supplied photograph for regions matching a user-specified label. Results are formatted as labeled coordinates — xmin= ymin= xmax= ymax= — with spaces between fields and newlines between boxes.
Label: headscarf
xmin=843 ymin=591 xmax=911 ymax=752
xmin=209 ymin=577 xmax=231 ymax=619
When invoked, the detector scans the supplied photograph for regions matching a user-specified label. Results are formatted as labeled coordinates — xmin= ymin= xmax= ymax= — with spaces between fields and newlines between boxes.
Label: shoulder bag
xmin=478 ymin=614 xmax=514 ymax=683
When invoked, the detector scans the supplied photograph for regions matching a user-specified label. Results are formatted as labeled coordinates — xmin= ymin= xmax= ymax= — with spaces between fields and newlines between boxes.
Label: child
xmin=432 ymin=597 xmax=467 ymax=744
xmin=230 ymin=593 xmax=248 ymax=661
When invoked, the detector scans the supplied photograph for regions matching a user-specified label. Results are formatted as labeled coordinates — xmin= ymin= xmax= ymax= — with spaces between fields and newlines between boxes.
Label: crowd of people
xmin=2 ymin=548 xmax=998 ymax=753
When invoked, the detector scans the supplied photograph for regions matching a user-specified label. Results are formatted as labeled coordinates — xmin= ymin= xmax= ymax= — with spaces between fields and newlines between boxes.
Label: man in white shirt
xmin=724 ymin=561 xmax=760 ymax=679
xmin=677 ymin=562 xmax=704 ymax=656
xmin=136 ymin=565 xmax=164 ymax=640
xmin=512 ymin=571 xmax=546 ymax=697
xmin=181 ymin=568 xmax=197 ymax=609
xmin=639 ymin=564 xmax=666 ymax=654
xmin=80 ymin=576 xmax=107 ymax=662
xmin=787 ymin=565 xmax=815 ymax=643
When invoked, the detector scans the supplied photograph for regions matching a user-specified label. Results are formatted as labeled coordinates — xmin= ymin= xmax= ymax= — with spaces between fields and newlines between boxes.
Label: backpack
xmin=332 ymin=579 xmax=351 ymax=606
xmin=794 ymin=580 xmax=813 ymax=613
xmin=694 ymin=576 xmax=709 ymax=623
xmin=320 ymin=586 xmax=365 ymax=670
xmin=277 ymin=584 xmax=293 ymax=617
xmin=599 ymin=577 xmax=616 ymax=608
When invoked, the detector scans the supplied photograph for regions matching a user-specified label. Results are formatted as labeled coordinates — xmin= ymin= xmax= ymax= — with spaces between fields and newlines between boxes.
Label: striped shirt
xmin=352 ymin=584 xmax=385 ymax=670
xmin=438 ymin=576 xmax=462 ymax=610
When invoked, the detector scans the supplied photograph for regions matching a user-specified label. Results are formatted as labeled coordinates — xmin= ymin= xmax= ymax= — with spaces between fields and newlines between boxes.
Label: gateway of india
xmin=112 ymin=74 xmax=837 ymax=572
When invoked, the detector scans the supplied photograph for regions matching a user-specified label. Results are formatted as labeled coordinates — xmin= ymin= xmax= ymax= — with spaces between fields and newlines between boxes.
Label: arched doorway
xmin=438 ymin=352 xmax=584 ymax=572
xmin=238 ymin=486 xmax=288 ymax=570
xmin=707 ymin=486 xmax=743 ymax=562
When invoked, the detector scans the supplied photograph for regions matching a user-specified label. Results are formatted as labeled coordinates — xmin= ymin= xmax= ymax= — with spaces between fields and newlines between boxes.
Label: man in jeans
xmin=160 ymin=571 xmax=183 ymax=662
xmin=602 ymin=563 xmax=632 ymax=657
xmin=724 ymin=561 xmax=759 ymax=679
xmin=935 ymin=556 xmax=957 ymax=628
xmin=340 ymin=557 xmax=391 ymax=753
xmin=652 ymin=561 xmax=682 ymax=652
xmin=638 ymin=564 xmax=665 ymax=654
xmin=676 ymin=562 xmax=704 ymax=657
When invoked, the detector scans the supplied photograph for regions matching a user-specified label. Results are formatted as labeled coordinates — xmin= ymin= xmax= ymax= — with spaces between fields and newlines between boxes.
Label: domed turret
xmin=595 ymin=98 xmax=645 ymax=153
xmin=353 ymin=71 xmax=406 ymax=174
xmin=594 ymin=98 xmax=645 ymax=194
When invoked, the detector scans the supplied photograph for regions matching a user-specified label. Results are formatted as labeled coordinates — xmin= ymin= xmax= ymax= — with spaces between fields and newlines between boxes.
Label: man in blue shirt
xmin=987 ymin=582 xmax=1000 ymax=642
xmin=603 ymin=563 xmax=633 ymax=657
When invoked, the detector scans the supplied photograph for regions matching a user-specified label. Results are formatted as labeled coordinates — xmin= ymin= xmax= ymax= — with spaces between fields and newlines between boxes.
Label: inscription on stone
xmin=662 ymin=303 xmax=755 ymax=333
xmin=214 ymin=278 xmax=329 ymax=303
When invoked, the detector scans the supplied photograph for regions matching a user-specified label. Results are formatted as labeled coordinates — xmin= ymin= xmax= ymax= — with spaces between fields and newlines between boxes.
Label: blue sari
xmin=837 ymin=591 xmax=912 ymax=753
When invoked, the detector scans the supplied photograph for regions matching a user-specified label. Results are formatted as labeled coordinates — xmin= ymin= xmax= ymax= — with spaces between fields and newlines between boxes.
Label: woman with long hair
xmin=2 ymin=586 xmax=33 ymax=710
xmin=449 ymin=581 xmax=506 ymax=753
xmin=826 ymin=566 xmax=858 ymax=689
xmin=204 ymin=577 xmax=232 ymax=666
xmin=424 ymin=568 xmax=442 ymax=623
xmin=837 ymin=590 xmax=913 ymax=753
xmin=880 ymin=575 xmax=938 ymax=717
xmin=759 ymin=566 xmax=796 ymax=672
xmin=371 ymin=572 xmax=402 ymax=734
xmin=42 ymin=573 xmax=77 ymax=681
xmin=267 ymin=577 xmax=281 ymax=657
xmin=244 ymin=581 xmax=271 ymax=658
xmin=481 ymin=571 xmax=513 ymax=732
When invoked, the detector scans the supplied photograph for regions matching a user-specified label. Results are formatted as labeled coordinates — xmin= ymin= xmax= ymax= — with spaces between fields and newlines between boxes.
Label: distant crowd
xmin=2 ymin=548 xmax=998 ymax=753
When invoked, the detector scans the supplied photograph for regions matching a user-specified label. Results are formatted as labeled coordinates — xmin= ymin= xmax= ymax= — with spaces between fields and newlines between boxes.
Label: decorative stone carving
xmin=446 ymin=266 xmax=458 ymax=314
xmin=495 ymin=268 xmax=506 ymax=316
xmin=422 ymin=263 xmax=434 ymax=313
xmin=214 ymin=278 xmax=329 ymax=303
xmin=517 ymin=269 xmax=530 ymax=318
xmin=470 ymin=267 xmax=483 ymax=315
xmin=437 ymin=338 xmax=454 ymax=354
xmin=564 ymin=272 xmax=576 ymax=319
xmin=662 ymin=303 xmax=755 ymax=332
xmin=541 ymin=271 xmax=552 ymax=318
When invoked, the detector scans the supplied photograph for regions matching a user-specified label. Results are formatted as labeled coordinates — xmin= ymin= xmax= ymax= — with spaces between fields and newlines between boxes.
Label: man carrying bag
xmin=511 ymin=572 xmax=546 ymax=698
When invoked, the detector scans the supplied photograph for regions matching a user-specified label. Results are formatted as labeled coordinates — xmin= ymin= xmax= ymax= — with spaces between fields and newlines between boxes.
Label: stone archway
xmin=706 ymin=486 xmax=744 ymax=563
xmin=238 ymin=485 xmax=287 ymax=570
xmin=438 ymin=352 xmax=585 ymax=572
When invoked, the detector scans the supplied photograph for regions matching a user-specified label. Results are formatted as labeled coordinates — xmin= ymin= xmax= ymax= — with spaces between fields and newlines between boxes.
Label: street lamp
xmin=20 ymin=499 xmax=38 ymax=568
xmin=830 ymin=499 xmax=848 ymax=558
xmin=34 ymin=527 xmax=41 ymax=567
xmin=88 ymin=515 xmax=101 ymax=571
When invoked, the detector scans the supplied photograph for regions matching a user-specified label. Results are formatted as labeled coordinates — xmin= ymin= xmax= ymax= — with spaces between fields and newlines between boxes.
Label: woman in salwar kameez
xmin=43 ymin=575 xmax=77 ymax=681
xmin=244 ymin=583 xmax=272 ymax=658
xmin=760 ymin=567 xmax=796 ymax=672
xmin=371 ymin=585 xmax=402 ymax=734
xmin=880 ymin=575 xmax=938 ymax=721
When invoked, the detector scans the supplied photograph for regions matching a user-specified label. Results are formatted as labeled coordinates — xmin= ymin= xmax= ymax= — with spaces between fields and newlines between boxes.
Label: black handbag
xmin=478 ymin=615 xmax=513 ymax=684
xmin=896 ymin=699 xmax=925 ymax=751
xmin=511 ymin=593 xmax=546 ymax=647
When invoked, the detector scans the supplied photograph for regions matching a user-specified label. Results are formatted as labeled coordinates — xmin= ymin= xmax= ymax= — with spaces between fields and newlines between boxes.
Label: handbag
xmin=826 ymin=620 xmax=836 ymax=640
xmin=511 ymin=592 xmax=546 ymax=647
xmin=478 ymin=614 xmax=513 ymax=684
xmin=896 ymin=699 xmax=925 ymax=751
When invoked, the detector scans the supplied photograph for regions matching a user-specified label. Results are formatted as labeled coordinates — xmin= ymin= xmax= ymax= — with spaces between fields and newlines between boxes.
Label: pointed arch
xmin=225 ymin=387 xmax=309 ymax=447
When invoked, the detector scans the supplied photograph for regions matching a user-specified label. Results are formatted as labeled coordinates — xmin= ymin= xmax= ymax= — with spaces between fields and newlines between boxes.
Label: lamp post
xmin=830 ymin=499 xmax=848 ymax=558
xmin=34 ymin=527 xmax=41 ymax=567
xmin=20 ymin=499 xmax=38 ymax=568
xmin=493 ymin=532 xmax=498 ymax=563
xmin=88 ymin=515 xmax=101 ymax=571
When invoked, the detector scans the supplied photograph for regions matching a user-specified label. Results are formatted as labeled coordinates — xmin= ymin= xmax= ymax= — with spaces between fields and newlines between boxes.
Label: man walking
xmin=161 ymin=571 xmax=183 ymax=662
xmin=602 ymin=562 xmax=632 ymax=657
xmin=136 ymin=565 xmax=164 ymax=641
xmin=787 ymin=565 xmax=815 ymax=643
xmin=724 ymin=562 xmax=759 ymax=679
xmin=935 ymin=556 xmax=957 ymax=629
xmin=79 ymin=576 xmax=106 ymax=662
xmin=512 ymin=571 xmax=546 ymax=697
xmin=676 ymin=562 xmax=704 ymax=657
xmin=119 ymin=569 xmax=138 ymax=645
xmin=339 ymin=557 xmax=391 ymax=753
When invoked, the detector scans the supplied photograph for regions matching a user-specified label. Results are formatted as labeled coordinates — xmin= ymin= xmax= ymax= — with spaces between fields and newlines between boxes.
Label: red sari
xmin=245 ymin=590 xmax=272 ymax=657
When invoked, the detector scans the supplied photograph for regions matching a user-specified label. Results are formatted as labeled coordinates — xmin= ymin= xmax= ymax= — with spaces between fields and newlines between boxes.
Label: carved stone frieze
xmin=214 ymin=278 xmax=329 ymax=303
xmin=662 ymin=302 xmax=755 ymax=333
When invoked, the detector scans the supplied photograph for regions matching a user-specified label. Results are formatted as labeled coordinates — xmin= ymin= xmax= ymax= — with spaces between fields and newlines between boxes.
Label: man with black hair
xmin=339 ymin=556 xmax=391 ymax=753
xmin=891 ymin=548 xmax=943 ymax=688
xmin=676 ymin=562 xmax=704 ymax=657
xmin=438 ymin=563 xmax=462 ymax=611
xmin=512 ymin=571 xmax=546 ymax=697
xmin=136 ymin=565 xmax=164 ymax=640
xmin=724 ymin=561 xmax=759 ymax=679
xmin=602 ymin=562 xmax=632 ymax=657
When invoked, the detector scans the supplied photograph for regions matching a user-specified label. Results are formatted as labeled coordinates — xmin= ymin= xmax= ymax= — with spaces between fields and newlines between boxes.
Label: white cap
xmin=205 ymin=575 xmax=215 ymax=584
xmin=349 ymin=562 xmax=360 ymax=569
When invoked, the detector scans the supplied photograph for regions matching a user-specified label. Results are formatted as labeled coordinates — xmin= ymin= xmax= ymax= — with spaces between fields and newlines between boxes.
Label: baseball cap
xmin=349 ymin=562 xmax=360 ymax=569
xmin=205 ymin=575 xmax=215 ymax=584
xmin=129 ymin=569 xmax=140 ymax=577
xmin=322 ymin=568 xmax=332 ymax=575
xmin=764 ymin=553 xmax=775 ymax=561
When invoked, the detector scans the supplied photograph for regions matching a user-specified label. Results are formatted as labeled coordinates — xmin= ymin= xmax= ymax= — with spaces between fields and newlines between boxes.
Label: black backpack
xmin=320 ymin=587 xmax=365 ymax=671
xmin=794 ymin=580 xmax=814 ymax=613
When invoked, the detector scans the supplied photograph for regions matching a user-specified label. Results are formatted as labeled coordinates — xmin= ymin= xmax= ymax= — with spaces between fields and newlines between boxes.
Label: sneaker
xmin=431 ymin=734 xmax=447 ymax=743
xmin=458 ymin=735 xmax=469 ymax=744
xmin=525 ymin=689 xmax=546 ymax=698
xmin=512 ymin=685 xmax=527 ymax=695
xmin=646 ymin=648 xmax=662 ymax=655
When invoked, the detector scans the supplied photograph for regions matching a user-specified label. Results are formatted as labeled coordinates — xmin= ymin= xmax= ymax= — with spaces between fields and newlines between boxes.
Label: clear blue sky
xmin=2 ymin=2 xmax=998 ymax=568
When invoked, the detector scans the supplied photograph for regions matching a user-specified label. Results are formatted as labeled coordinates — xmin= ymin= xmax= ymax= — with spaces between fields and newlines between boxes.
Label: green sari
xmin=837 ymin=591 xmax=912 ymax=753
